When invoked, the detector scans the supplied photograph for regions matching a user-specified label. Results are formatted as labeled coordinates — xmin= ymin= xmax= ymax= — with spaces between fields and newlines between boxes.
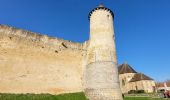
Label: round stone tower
xmin=84 ymin=4 xmax=123 ymax=100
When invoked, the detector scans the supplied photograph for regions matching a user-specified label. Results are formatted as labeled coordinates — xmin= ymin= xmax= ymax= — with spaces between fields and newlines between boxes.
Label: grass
xmin=0 ymin=93 xmax=169 ymax=100
xmin=125 ymin=97 xmax=169 ymax=100
xmin=0 ymin=92 xmax=87 ymax=100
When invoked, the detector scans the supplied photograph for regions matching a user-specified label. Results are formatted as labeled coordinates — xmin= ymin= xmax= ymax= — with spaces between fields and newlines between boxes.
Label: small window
xmin=122 ymin=79 xmax=125 ymax=86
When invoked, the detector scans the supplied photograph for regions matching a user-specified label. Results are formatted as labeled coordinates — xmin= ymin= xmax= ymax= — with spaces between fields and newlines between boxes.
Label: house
xmin=118 ymin=63 xmax=156 ymax=93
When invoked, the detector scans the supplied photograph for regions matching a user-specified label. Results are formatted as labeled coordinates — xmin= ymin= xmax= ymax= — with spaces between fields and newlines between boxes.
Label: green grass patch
xmin=124 ymin=96 xmax=168 ymax=100
xmin=0 ymin=93 xmax=169 ymax=100
xmin=0 ymin=92 xmax=87 ymax=100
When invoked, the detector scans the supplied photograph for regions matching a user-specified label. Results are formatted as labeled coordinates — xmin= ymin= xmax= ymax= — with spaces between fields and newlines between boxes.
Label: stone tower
xmin=84 ymin=4 xmax=123 ymax=100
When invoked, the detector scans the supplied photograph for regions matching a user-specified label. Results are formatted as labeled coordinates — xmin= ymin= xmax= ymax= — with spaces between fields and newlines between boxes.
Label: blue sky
xmin=0 ymin=0 xmax=170 ymax=82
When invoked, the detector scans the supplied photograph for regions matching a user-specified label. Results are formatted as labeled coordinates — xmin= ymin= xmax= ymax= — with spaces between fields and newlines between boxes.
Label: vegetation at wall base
xmin=0 ymin=92 xmax=169 ymax=100
xmin=0 ymin=92 xmax=88 ymax=100
xmin=128 ymin=90 xmax=145 ymax=94
xmin=125 ymin=96 xmax=169 ymax=100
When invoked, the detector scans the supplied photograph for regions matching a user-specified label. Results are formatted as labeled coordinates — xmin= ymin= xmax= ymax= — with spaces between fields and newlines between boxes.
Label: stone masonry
xmin=0 ymin=4 xmax=123 ymax=100
xmin=84 ymin=5 xmax=123 ymax=100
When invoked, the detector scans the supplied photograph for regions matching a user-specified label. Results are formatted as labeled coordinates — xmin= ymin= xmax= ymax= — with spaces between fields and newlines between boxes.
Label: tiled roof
xmin=130 ymin=73 xmax=153 ymax=82
xmin=118 ymin=63 xmax=137 ymax=74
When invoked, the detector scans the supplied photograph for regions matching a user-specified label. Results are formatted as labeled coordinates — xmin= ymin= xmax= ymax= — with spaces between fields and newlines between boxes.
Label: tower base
xmin=85 ymin=61 xmax=123 ymax=100
xmin=85 ymin=88 xmax=123 ymax=100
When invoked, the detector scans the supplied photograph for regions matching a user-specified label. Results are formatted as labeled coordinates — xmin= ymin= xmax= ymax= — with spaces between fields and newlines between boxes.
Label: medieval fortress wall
xmin=0 ymin=4 xmax=123 ymax=100
xmin=0 ymin=25 xmax=86 ymax=94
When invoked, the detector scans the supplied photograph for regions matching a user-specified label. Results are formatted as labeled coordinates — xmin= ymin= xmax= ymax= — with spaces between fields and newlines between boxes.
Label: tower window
xmin=107 ymin=15 xmax=110 ymax=18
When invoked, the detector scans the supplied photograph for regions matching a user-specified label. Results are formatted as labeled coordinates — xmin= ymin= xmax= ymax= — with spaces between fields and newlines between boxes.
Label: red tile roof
xmin=156 ymin=81 xmax=170 ymax=87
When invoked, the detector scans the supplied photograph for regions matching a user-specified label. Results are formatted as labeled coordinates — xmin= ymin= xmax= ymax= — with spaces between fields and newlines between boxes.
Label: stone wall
xmin=129 ymin=80 xmax=156 ymax=93
xmin=119 ymin=73 xmax=136 ymax=93
xmin=0 ymin=25 xmax=86 ymax=94
xmin=85 ymin=6 xmax=123 ymax=99
xmin=119 ymin=73 xmax=156 ymax=93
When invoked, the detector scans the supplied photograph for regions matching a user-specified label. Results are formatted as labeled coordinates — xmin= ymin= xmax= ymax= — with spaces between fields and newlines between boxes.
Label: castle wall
xmin=0 ymin=25 xmax=86 ymax=94
xmin=0 ymin=24 xmax=156 ymax=96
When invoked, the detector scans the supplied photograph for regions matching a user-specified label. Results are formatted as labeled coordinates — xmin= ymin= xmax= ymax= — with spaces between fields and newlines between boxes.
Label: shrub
xmin=128 ymin=90 xmax=145 ymax=94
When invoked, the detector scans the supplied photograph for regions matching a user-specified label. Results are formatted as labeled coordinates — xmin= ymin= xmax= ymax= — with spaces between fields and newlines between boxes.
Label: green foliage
xmin=128 ymin=90 xmax=136 ymax=94
xmin=136 ymin=90 xmax=145 ymax=94
xmin=128 ymin=90 xmax=145 ymax=94
xmin=0 ymin=92 xmax=88 ymax=100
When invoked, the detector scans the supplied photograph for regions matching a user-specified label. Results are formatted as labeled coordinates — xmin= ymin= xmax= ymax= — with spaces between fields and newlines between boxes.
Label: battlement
xmin=0 ymin=24 xmax=85 ymax=52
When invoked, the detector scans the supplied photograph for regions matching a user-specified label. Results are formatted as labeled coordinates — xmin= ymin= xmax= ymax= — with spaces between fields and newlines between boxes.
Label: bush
xmin=136 ymin=90 xmax=145 ymax=93
xmin=128 ymin=90 xmax=136 ymax=94
xmin=128 ymin=90 xmax=145 ymax=94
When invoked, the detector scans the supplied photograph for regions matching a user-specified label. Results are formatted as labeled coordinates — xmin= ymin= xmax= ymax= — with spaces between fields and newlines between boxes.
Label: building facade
xmin=118 ymin=63 xmax=156 ymax=93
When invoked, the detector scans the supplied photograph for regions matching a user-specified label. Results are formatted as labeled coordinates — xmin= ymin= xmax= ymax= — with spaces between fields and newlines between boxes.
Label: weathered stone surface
xmin=0 ymin=5 xmax=123 ymax=100
xmin=85 ymin=5 xmax=123 ymax=100
xmin=119 ymin=73 xmax=156 ymax=93
xmin=119 ymin=73 xmax=136 ymax=93
xmin=0 ymin=25 xmax=85 ymax=94
xmin=85 ymin=62 xmax=122 ymax=100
